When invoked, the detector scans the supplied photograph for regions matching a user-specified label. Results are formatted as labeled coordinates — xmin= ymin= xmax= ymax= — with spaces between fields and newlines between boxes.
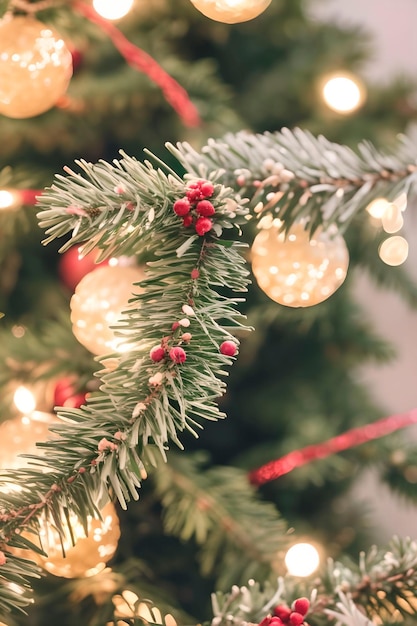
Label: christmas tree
xmin=0 ymin=1 xmax=417 ymax=625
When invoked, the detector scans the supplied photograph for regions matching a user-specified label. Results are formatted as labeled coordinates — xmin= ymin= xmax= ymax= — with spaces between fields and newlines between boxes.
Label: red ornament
xmin=293 ymin=599 xmax=310 ymax=617
xmin=53 ymin=378 xmax=86 ymax=409
xmin=220 ymin=340 xmax=237 ymax=356
xmin=169 ymin=346 xmax=187 ymax=364
xmin=58 ymin=246 xmax=107 ymax=291
xmin=196 ymin=200 xmax=215 ymax=217
xmin=150 ymin=346 xmax=165 ymax=362
xmin=173 ymin=198 xmax=191 ymax=216
xmin=195 ymin=217 xmax=213 ymax=236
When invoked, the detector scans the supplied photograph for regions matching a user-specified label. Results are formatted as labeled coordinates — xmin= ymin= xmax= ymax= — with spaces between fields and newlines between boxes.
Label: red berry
xmin=182 ymin=214 xmax=194 ymax=227
xmin=293 ymin=599 xmax=310 ymax=617
xmin=191 ymin=268 xmax=200 ymax=279
xmin=173 ymin=198 xmax=191 ymax=216
xmin=258 ymin=617 xmax=272 ymax=626
xmin=220 ymin=340 xmax=237 ymax=356
xmin=269 ymin=618 xmax=284 ymax=626
xmin=150 ymin=346 xmax=165 ymax=362
xmin=289 ymin=613 xmax=304 ymax=626
xmin=169 ymin=346 xmax=187 ymax=364
xmin=274 ymin=606 xmax=291 ymax=621
xmin=195 ymin=217 xmax=213 ymax=236
xmin=186 ymin=188 xmax=201 ymax=202
xmin=196 ymin=200 xmax=215 ymax=217
xmin=200 ymin=181 xmax=214 ymax=197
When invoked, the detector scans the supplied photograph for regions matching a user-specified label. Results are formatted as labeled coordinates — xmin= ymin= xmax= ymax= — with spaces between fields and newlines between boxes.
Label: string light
xmin=366 ymin=197 xmax=391 ymax=219
xmin=284 ymin=542 xmax=320 ymax=577
xmin=379 ymin=236 xmax=409 ymax=266
xmin=13 ymin=385 xmax=36 ymax=414
xmin=0 ymin=189 xmax=19 ymax=210
xmin=321 ymin=73 xmax=365 ymax=114
xmin=93 ymin=0 xmax=135 ymax=20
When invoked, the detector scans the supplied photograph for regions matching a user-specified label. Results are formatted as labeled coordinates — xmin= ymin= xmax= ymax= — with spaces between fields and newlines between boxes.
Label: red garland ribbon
xmin=72 ymin=1 xmax=201 ymax=128
xmin=248 ymin=409 xmax=417 ymax=486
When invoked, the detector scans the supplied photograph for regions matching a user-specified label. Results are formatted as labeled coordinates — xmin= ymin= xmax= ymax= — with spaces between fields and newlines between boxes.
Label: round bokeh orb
xmin=251 ymin=223 xmax=349 ymax=307
xmin=189 ymin=0 xmax=271 ymax=24
xmin=70 ymin=264 xmax=146 ymax=356
xmin=0 ymin=15 xmax=73 ymax=118
xmin=15 ymin=502 xmax=120 ymax=579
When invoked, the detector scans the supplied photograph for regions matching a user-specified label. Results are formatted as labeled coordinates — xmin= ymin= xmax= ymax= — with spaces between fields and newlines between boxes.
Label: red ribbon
xmin=72 ymin=1 xmax=201 ymax=128
xmin=249 ymin=409 xmax=417 ymax=486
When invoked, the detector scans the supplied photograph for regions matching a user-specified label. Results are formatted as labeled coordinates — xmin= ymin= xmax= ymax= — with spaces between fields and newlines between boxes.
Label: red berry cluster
xmin=150 ymin=343 xmax=187 ymax=365
xmin=173 ymin=179 xmax=216 ymax=236
xmin=258 ymin=598 xmax=310 ymax=626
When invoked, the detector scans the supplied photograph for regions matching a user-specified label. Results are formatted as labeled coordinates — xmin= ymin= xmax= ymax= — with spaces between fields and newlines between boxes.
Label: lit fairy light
xmin=13 ymin=385 xmax=36 ymax=414
xmin=92 ymin=0 xmax=134 ymax=20
xmin=366 ymin=197 xmax=391 ymax=219
xmin=322 ymin=74 xmax=365 ymax=114
xmin=379 ymin=236 xmax=409 ymax=266
xmin=285 ymin=542 xmax=320 ymax=577
xmin=0 ymin=189 xmax=19 ymax=210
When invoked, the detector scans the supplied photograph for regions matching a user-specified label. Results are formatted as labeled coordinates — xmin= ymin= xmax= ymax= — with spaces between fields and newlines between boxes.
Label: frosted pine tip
xmin=220 ymin=340 xmax=238 ymax=357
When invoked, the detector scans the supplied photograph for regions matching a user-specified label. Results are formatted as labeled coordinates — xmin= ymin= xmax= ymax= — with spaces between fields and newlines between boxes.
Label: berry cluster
xmin=259 ymin=598 xmax=310 ymax=626
xmin=173 ymin=179 xmax=216 ymax=236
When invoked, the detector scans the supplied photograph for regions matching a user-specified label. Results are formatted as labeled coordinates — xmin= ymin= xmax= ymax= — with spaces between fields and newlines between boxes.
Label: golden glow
xmin=0 ymin=16 xmax=73 ymax=118
xmin=366 ymin=197 xmax=391 ymax=219
xmin=13 ymin=502 xmax=120 ymax=579
xmin=93 ymin=0 xmax=135 ymax=20
xmin=379 ymin=236 xmax=409 ymax=266
xmin=285 ymin=542 xmax=320 ymax=577
xmin=251 ymin=223 xmax=349 ymax=307
xmin=13 ymin=385 xmax=36 ymax=414
xmin=322 ymin=74 xmax=365 ymax=114
xmin=381 ymin=203 xmax=404 ymax=234
xmin=0 ymin=189 xmax=19 ymax=209
xmin=70 ymin=265 xmax=145 ymax=356
xmin=189 ymin=0 xmax=271 ymax=23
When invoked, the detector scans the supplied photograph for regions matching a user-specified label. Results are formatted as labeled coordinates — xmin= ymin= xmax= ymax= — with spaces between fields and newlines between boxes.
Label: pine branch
xmin=1 ymin=128 xmax=417 ymax=616
xmin=153 ymin=452 xmax=288 ymax=590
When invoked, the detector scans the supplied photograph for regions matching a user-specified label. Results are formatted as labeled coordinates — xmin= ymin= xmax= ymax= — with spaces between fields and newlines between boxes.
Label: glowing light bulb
xmin=189 ymin=0 xmax=271 ymax=23
xmin=93 ymin=0 xmax=134 ymax=20
xmin=366 ymin=197 xmax=391 ymax=219
xmin=322 ymin=74 xmax=365 ymax=114
xmin=379 ymin=236 xmax=409 ymax=266
xmin=285 ymin=542 xmax=320 ymax=577
xmin=0 ymin=189 xmax=19 ymax=210
xmin=13 ymin=385 xmax=36 ymax=414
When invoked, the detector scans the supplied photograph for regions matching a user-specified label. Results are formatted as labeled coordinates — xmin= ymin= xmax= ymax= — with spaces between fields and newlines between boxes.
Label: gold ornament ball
xmin=17 ymin=502 xmax=120 ymax=579
xmin=251 ymin=223 xmax=349 ymax=307
xmin=70 ymin=264 xmax=146 ymax=356
xmin=189 ymin=0 xmax=271 ymax=23
xmin=0 ymin=411 xmax=59 ymax=476
xmin=0 ymin=15 xmax=73 ymax=119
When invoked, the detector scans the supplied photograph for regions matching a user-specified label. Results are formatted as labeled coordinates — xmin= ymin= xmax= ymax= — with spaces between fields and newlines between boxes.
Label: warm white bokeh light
xmin=0 ymin=16 xmax=73 ymax=118
xmin=366 ymin=197 xmax=391 ymax=219
xmin=93 ymin=0 xmax=134 ymax=20
xmin=251 ymin=223 xmax=349 ymax=307
xmin=189 ymin=0 xmax=271 ymax=23
xmin=13 ymin=385 xmax=36 ymax=414
xmin=381 ymin=203 xmax=404 ymax=234
xmin=285 ymin=542 xmax=320 ymax=577
xmin=379 ymin=236 xmax=409 ymax=266
xmin=322 ymin=74 xmax=364 ymax=113
xmin=0 ymin=189 xmax=18 ymax=210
